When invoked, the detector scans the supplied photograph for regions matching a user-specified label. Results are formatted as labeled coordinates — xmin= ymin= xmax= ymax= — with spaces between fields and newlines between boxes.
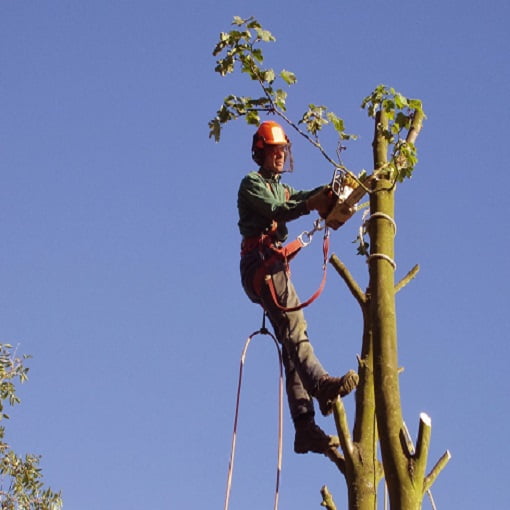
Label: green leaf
xmin=394 ymin=93 xmax=407 ymax=109
xmin=326 ymin=112 xmax=344 ymax=133
xmin=280 ymin=69 xmax=297 ymax=85
xmin=394 ymin=111 xmax=411 ymax=131
xmin=274 ymin=89 xmax=287 ymax=110
xmin=408 ymin=98 xmax=424 ymax=114
xmin=262 ymin=69 xmax=276 ymax=83
xmin=208 ymin=118 xmax=221 ymax=142
xmin=252 ymin=48 xmax=264 ymax=63
xmin=255 ymin=27 xmax=275 ymax=42
xmin=245 ymin=110 xmax=260 ymax=125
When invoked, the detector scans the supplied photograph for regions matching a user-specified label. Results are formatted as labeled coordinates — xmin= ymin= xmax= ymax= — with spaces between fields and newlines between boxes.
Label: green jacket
xmin=237 ymin=169 xmax=322 ymax=242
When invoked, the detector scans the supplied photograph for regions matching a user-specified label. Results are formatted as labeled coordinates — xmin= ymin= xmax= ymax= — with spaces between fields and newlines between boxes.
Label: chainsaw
xmin=325 ymin=168 xmax=374 ymax=230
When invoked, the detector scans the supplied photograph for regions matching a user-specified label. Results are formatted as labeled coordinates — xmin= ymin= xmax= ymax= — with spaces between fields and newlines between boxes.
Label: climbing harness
xmin=265 ymin=218 xmax=330 ymax=312
xmin=224 ymin=315 xmax=284 ymax=510
xmin=241 ymin=217 xmax=330 ymax=313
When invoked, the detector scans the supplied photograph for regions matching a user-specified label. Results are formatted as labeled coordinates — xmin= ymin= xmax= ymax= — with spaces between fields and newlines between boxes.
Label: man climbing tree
xmin=212 ymin=16 xmax=450 ymax=510
xmin=238 ymin=120 xmax=358 ymax=454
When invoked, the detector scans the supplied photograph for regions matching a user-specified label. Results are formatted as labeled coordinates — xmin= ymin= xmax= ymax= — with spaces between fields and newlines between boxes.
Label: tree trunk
xmin=368 ymin=110 xmax=421 ymax=510
xmin=330 ymin=258 xmax=381 ymax=510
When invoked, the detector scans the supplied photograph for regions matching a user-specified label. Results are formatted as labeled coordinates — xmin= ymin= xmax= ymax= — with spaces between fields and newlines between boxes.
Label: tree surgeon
xmin=238 ymin=120 xmax=359 ymax=455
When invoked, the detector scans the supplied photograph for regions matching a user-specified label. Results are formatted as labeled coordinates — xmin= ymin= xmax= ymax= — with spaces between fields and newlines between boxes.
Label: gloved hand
xmin=330 ymin=201 xmax=356 ymax=227
xmin=306 ymin=186 xmax=337 ymax=218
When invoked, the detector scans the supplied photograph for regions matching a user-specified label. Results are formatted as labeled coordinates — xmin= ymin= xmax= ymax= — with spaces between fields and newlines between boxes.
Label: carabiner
xmin=297 ymin=218 xmax=326 ymax=247
xmin=298 ymin=230 xmax=313 ymax=247
xmin=311 ymin=218 xmax=325 ymax=234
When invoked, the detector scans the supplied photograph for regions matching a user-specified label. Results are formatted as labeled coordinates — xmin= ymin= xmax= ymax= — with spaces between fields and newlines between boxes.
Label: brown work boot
xmin=316 ymin=371 xmax=359 ymax=416
xmin=294 ymin=417 xmax=339 ymax=454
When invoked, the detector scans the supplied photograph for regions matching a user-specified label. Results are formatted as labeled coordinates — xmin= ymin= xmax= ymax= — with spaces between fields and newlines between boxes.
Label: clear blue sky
xmin=1 ymin=1 xmax=508 ymax=509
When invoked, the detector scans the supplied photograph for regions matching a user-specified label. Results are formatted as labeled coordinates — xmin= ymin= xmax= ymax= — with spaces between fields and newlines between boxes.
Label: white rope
xmin=427 ymin=489 xmax=438 ymax=510
xmin=359 ymin=209 xmax=370 ymax=255
xmin=365 ymin=212 xmax=397 ymax=236
xmin=367 ymin=253 xmax=397 ymax=271
xmin=383 ymin=478 xmax=438 ymax=510
xmin=360 ymin=211 xmax=397 ymax=270
xmin=224 ymin=327 xmax=284 ymax=510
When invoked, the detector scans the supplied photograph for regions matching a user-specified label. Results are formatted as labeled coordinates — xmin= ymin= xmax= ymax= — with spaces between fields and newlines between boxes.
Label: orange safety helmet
xmin=251 ymin=121 xmax=294 ymax=171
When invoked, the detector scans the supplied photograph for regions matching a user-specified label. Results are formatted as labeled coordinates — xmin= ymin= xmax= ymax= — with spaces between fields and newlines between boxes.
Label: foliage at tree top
xmin=210 ymin=16 xmax=425 ymax=184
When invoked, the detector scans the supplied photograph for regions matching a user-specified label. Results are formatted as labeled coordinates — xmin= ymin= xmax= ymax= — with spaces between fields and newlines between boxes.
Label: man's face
xmin=262 ymin=144 xmax=286 ymax=173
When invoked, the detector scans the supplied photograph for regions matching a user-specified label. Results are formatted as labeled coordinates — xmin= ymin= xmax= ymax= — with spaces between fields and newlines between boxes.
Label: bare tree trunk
xmin=329 ymin=256 xmax=382 ymax=510
xmin=328 ymin=105 xmax=450 ymax=510
xmin=368 ymin=109 xmax=423 ymax=510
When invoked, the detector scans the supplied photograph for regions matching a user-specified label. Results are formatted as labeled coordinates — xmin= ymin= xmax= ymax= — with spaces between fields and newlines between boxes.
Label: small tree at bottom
xmin=0 ymin=343 xmax=62 ymax=510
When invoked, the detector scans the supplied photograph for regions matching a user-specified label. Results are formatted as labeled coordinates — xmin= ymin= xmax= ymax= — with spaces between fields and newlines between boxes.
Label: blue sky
xmin=1 ymin=1 xmax=509 ymax=509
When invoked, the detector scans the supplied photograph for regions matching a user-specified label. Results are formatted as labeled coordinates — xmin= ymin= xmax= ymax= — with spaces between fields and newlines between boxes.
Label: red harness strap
xmin=241 ymin=234 xmax=302 ymax=295
xmin=265 ymin=232 xmax=329 ymax=312
xmin=241 ymin=230 xmax=329 ymax=313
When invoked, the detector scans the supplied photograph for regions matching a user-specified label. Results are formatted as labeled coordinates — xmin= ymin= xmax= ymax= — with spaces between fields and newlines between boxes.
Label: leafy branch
xmin=210 ymin=18 xmax=426 ymax=260
xmin=0 ymin=344 xmax=62 ymax=510
xmin=361 ymin=84 xmax=426 ymax=182
xmin=209 ymin=16 xmax=356 ymax=171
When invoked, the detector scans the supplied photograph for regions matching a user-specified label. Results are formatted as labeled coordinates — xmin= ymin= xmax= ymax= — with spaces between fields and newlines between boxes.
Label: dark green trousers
xmin=240 ymin=251 xmax=327 ymax=422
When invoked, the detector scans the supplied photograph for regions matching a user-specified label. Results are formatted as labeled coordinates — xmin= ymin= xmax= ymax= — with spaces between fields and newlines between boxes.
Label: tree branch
xmin=324 ymin=447 xmax=346 ymax=474
xmin=424 ymin=450 xmax=452 ymax=494
xmin=320 ymin=485 xmax=337 ymax=510
xmin=406 ymin=109 xmax=425 ymax=145
xmin=414 ymin=413 xmax=432 ymax=483
xmin=391 ymin=106 xmax=425 ymax=184
xmin=400 ymin=421 xmax=416 ymax=459
xmin=333 ymin=396 xmax=355 ymax=458
xmin=329 ymin=254 xmax=366 ymax=308
xmin=395 ymin=264 xmax=420 ymax=293
xmin=245 ymin=57 xmax=350 ymax=172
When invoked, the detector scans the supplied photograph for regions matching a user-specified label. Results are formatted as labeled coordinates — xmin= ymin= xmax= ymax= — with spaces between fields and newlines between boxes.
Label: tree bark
xmin=329 ymin=256 xmax=381 ymax=510
xmin=328 ymin=100 xmax=449 ymax=510
xmin=368 ymin=109 xmax=418 ymax=509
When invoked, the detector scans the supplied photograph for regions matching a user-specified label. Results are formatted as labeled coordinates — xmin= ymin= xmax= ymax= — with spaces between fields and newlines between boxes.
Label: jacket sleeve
xmin=286 ymin=184 xmax=326 ymax=202
xmin=239 ymin=173 xmax=310 ymax=223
